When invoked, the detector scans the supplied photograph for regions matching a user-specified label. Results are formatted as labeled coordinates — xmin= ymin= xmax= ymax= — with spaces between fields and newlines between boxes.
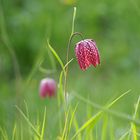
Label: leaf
xmin=12 ymin=124 xmax=16 ymax=140
xmin=0 ymin=127 xmax=9 ymax=140
xmin=129 ymin=95 xmax=140 ymax=140
xmin=61 ymin=108 xmax=70 ymax=140
xmin=131 ymin=123 xmax=137 ymax=140
xmin=71 ymin=89 xmax=131 ymax=139
xmin=119 ymin=96 xmax=140 ymax=140
xmin=58 ymin=58 xmax=74 ymax=103
xmin=66 ymin=103 xmax=79 ymax=139
xmin=71 ymin=7 xmax=77 ymax=36
xmin=40 ymin=107 xmax=47 ymax=140
xmin=47 ymin=39 xmax=65 ymax=75
xmin=101 ymin=115 xmax=108 ymax=140
xmin=15 ymin=105 xmax=41 ymax=138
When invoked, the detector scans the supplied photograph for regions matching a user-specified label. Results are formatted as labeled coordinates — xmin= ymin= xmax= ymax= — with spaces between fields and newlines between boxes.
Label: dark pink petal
xmin=39 ymin=78 xmax=57 ymax=98
xmin=75 ymin=39 xmax=100 ymax=70
xmin=85 ymin=39 xmax=100 ymax=67
xmin=75 ymin=42 xmax=90 ymax=70
xmin=88 ymin=39 xmax=100 ymax=64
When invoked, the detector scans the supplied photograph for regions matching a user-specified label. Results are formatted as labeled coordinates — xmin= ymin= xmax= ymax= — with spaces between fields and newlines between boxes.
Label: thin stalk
xmin=63 ymin=8 xmax=84 ymax=140
xmin=64 ymin=32 xmax=84 ymax=102
xmin=71 ymin=7 xmax=77 ymax=36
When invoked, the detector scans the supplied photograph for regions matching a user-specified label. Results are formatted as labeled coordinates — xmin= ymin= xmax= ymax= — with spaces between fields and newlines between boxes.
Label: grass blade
xmin=131 ymin=123 xmax=137 ymax=140
xmin=24 ymin=100 xmax=29 ymax=118
xmin=15 ymin=105 xmax=41 ymax=138
xmin=119 ymin=96 xmax=140 ymax=140
xmin=46 ymin=40 xmax=57 ymax=70
xmin=46 ymin=39 xmax=65 ymax=74
xmin=133 ymin=96 xmax=140 ymax=119
xmin=71 ymin=7 xmax=76 ymax=35
xmin=40 ymin=107 xmax=47 ymax=140
xmin=71 ymin=112 xmax=102 ymax=140
xmin=109 ymin=117 xmax=114 ymax=140
xmin=61 ymin=108 xmax=70 ymax=140
xmin=66 ymin=103 xmax=79 ymax=139
xmin=119 ymin=131 xmax=129 ymax=140
xmin=72 ymin=90 xmax=140 ymax=125
xmin=71 ymin=89 xmax=131 ymax=139
xmin=106 ymin=89 xmax=131 ymax=109
xmin=129 ymin=95 xmax=140 ymax=140
xmin=12 ymin=124 xmax=16 ymax=140
xmin=73 ymin=115 xmax=82 ymax=140
xmin=101 ymin=115 xmax=108 ymax=140
xmin=20 ymin=123 xmax=23 ymax=140
xmin=0 ymin=127 xmax=9 ymax=140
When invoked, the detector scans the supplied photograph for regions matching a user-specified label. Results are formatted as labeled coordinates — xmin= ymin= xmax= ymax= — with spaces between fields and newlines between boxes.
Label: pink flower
xmin=39 ymin=78 xmax=57 ymax=98
xmin=75 ymin=39 xmax=100 ymax=70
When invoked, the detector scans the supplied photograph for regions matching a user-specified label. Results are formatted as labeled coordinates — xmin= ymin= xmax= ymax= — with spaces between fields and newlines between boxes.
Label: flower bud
xmin=75 ymin=39 xmax=100 ymax=70
xmin=39 ymin=78 xmax=57 ymax=98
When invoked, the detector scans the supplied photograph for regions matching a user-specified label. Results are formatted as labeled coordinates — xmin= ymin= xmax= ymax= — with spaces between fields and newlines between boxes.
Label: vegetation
xmin=0 ymin=0 xmax=140 ymax=139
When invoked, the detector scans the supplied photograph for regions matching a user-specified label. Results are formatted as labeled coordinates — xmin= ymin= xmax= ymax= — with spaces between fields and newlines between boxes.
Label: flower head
xmin=39 ymin=78 xmax=57 ymax=98
xmin=75 ymin=39 xmax=100 ymax=70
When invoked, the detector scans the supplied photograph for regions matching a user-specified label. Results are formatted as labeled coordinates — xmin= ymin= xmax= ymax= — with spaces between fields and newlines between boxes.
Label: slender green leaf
xmin=61 ymin=108 xmax=70 ymax=140
xmin=46 ymin=41 xmax=57 ymax=70
xmin=66 ymin=103 xmax=79 ymax=139
xmin=119 ymin=96 xmax=140 ymax=140
xmin=109 ymin=117 xmax=114 ymax=140
xmin=73 ymin=114 xmax=82 ymax=140
xmin=46 ymin=40 xmax=65 ymax=74
xmin=71 ymin=90 xmax=131 ymax=139
xmin=58 ymin=58 xmax=74 ymax=104
xmin=40 ymin=107 xmax=47 ymax=140
xmin=0 ymin=127 xmax=9 ymax=140
xmin=131 ymin=123 xmax=137 ymax=140
xmin=15 ymin=106 xmax=41 ymax=138
xmin=24 ymin=100 xmax=29 ymax=118
xmin=119 ymin=131 xmax=129 ymax=140
xmin=133 ymin=96 xmax=140 ymax=119
xmin=129 ymin=96 xmax=140 ymax=140
xmin=72 ymin=90 xmax=140 ymax=125
xmin=71 ymin=7 xmax=76 ymax=35
xmin=106 ymin=89 xmax=131 ymax=109
xmin=101 ymin=115 xmax=108 ymax=140
xmin=20 ymin=123 xmax=23 ymax=140
xmin=71 ymin=112 xmax=102 ymax=140
xmin=12 ymin=124 xmax=16 ymax=140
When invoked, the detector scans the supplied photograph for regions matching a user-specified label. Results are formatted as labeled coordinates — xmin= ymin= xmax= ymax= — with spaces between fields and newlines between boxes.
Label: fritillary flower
xmin=39 ymin=78 xmax=57 ymax=98
xmin=75 ymin=39 xmax=100 ymax=70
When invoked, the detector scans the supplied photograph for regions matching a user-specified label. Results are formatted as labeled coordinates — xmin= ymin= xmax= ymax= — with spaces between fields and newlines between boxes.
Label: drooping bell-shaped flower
xmin=75 ymin=39 xmax=100 ymax=70
xmin=39 ymin=78 xmax=57 ymax=98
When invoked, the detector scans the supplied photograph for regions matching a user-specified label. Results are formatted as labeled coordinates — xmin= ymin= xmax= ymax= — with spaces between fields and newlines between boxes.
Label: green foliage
xmin=0 ymin=0 xmax=140 ymax=139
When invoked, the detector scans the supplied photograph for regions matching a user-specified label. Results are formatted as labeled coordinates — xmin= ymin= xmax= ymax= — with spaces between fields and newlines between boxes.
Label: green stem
xmin=64 ymin=32 xmax=84 ymax=102
xmin=71 ymin=7 xmax=77 ymax=36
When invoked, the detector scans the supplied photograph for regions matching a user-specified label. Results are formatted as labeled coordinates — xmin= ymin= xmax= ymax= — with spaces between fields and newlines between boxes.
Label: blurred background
xmin=0 ymin=0 xmax=140 ymax=139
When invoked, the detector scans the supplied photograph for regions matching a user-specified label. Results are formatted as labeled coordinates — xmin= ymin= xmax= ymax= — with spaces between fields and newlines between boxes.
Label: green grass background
xmin=0 ymin=0 xmax=140 ymax=139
